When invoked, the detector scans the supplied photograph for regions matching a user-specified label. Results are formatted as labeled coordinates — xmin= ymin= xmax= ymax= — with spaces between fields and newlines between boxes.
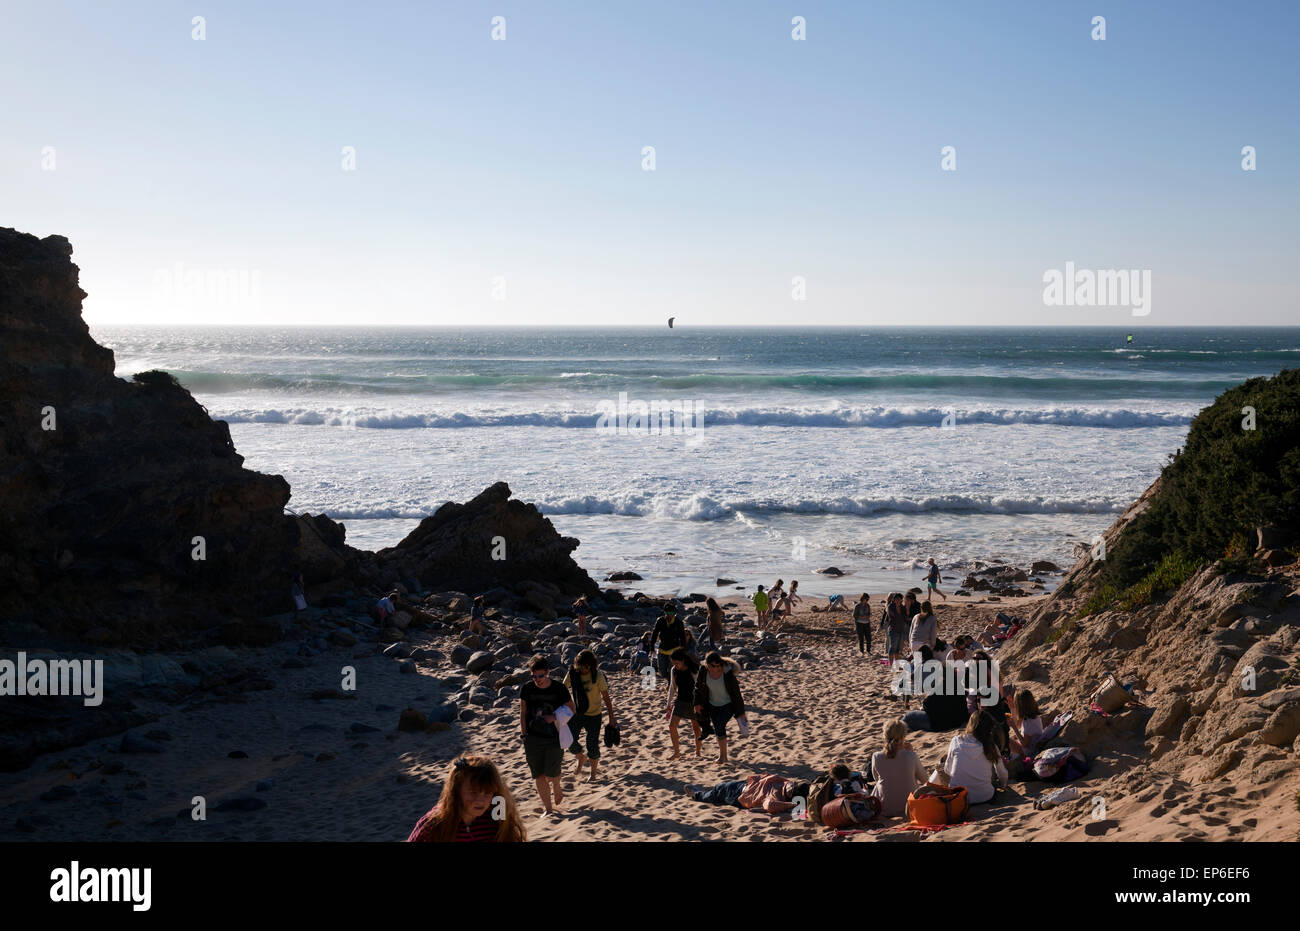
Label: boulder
xmin=450 ymin=645 xmax=474 ymax=667
xmin=606 ymin=571 xmax=642 ymax=581
xmin=376 ymin=483 xmax=597 ymax=598
xmin=465 ymin=651 xmax=495 ymax=674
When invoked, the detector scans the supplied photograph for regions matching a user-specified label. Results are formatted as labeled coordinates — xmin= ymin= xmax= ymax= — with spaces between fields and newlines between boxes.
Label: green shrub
xmin=1100 ymin=369 xmax=1300 ymax=591
xmin=1079 ymin=584 xmax=1119 ymax=617
xmin=1117 ymin=551 xmax=1203 ymax=610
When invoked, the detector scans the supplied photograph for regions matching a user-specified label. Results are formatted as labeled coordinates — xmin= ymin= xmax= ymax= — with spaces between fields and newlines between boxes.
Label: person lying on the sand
xmin=694 ymin=652 xmax=749 ymax=764
xmin=665 ymin=648 xmax=703 ymax=760
xmin=936 ymin=711 xmax=1007 ymax=805
xmin=871 ymin=720 xmax=928 ymax=818
xmin=407 ymin=754 xmax=525 ymax=842
xmin=687 ymin=773 xmax=812 ymax=813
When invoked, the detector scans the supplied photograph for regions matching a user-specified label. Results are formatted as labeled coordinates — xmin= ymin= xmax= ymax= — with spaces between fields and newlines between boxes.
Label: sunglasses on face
xmin=531 ymin=671 xmax=548 ymax=678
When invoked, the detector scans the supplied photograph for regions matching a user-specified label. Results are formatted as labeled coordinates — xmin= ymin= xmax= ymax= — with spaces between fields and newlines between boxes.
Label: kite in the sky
xmin=1126 ymin=333 xmax=1133 ymax=343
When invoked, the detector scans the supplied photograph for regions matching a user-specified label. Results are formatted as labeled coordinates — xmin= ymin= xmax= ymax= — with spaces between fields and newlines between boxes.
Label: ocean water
xmin=91 ymin=326 xmax=1300 ymax=600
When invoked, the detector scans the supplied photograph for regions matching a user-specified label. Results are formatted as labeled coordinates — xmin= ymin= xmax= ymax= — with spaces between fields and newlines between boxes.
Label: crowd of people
xmin=406 ymin=558 xmax=1059 ymax=842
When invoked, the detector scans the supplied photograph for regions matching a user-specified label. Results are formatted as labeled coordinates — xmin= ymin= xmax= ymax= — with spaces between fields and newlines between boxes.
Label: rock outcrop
xmin=1 ymin=228 xmax=299 ymax=646
xmin=375 ymin=482 xmax=598 ymax=599
xmin=1 ymin=227 xmax=598 ymax=649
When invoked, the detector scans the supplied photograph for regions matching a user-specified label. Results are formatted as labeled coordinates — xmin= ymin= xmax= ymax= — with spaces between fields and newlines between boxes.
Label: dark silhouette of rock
xmin=376 ymin=482 xmax=597 ymax=598
xmin=0 ymin=227 xmax=298 ymax=646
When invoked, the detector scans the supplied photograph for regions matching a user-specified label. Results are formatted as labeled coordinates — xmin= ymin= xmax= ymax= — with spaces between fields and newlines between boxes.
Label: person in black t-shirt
xmin=519 ymin=654 xmax=574 ymax=817
xmin=649 ymin=604 xmax=695 ymax=680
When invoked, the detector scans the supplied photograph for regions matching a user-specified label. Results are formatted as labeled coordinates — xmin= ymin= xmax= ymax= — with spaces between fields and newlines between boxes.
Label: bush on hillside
xmin=1101 ymin=368 xmax=1300 ymax=592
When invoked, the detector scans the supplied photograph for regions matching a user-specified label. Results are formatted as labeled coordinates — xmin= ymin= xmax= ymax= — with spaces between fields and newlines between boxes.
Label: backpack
xmin=805 ymin=775 xmax=838 ymax=824
xmin=1033 ymin=746 xmax=1089 ymax=783
xmin=821 ymin=793 xmax=881 ymax=829
xmin=906 ymin=782 xmax=970 ymax=826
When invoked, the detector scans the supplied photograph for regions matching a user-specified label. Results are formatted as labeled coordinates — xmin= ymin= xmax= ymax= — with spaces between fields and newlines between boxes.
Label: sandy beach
xmin=5 ymin=590 xmax=1295 ymax=843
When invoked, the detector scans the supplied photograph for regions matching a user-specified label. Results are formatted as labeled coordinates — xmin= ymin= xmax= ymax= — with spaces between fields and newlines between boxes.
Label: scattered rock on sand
xmin=606 ymin=571 xmax=642 ymax=581
xmin=466 ymin=651 xmax=495 ymax=673
xmin=818 ymin=567 xmax=844 ymax=576
xmin=398 ymin=709 xmax=428 ymax=732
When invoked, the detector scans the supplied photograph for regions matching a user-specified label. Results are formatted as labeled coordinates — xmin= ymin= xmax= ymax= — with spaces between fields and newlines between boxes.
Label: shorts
xmin=524 ymin=735 xmax=563 ymax=778
xmin=672 ymin=697 xmax=695 ymax=719
xmin=707 ymin=703 xmax=735 ymax=738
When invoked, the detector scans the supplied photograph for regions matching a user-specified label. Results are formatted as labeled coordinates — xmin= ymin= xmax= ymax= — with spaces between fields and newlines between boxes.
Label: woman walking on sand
xmin=407 ymin=754 xmax=526 ymax=842
xmin=694 ymin=652 xmax=749 ymax=765
xmin=853 ymin=593 xmax=873 ymax=656
xmin=881 ymin=593 xmax=909 ymax=666
xmin=666 ymin=648 xmax=703 ymax=759
xmin=563 ymin=649 xmax=617 ymax=782
xmin=705 ymin=597 xmax=725 ymax=648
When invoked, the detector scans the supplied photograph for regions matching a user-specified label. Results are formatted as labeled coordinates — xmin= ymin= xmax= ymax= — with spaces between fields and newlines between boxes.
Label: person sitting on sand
xmin=407 ymin=754 xmax=526 ymax=842
xmin=666 ymin=648 xmax=704 ymax=759
xmin=694 ymin=652 xmax=749 ymax=765
xmin=925 ymin=557 xmax=947 ymax=602
xmin=563 ymin=649 xmax=616 ymax=782
xmin=945 ymin=634 xmax=973 ymax=663
xmin=519 ymin=655 xmax=575 ymax=817
xmin=938 ymin=711 xmax=1007 ymax=805
xmin=853 ymin=593 xmax=873 ymax=656
xmin=909 ymin=600 xmax=939 ymax=663
xmin=1009 ymin=689 xmax=1046 ymax=758
xmin=705 ymin=597 xmax=725 ymax=648
xmin=871 ymin=720 xmax=928 ymax=818
xmin=650 ymin=603 xmax=695 ymax=680
xmin=751 ymin=585 xmax=771 ymax=627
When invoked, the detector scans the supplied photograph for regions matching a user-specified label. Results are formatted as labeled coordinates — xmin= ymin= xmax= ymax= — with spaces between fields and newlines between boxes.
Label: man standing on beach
xmin=925 ymin=558 xmax=947 ymax=602
xmin=650 ymin=603 xmax=695 ymax=680
xmin=751 ymin=585 xmax=770 ymax=628
xmin=520 ymin=655 xmax=575 ymax=818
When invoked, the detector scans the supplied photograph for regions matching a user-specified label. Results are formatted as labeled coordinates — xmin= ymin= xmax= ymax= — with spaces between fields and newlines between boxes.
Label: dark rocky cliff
xmin=0 ymin=227 xmax=597 ymax=648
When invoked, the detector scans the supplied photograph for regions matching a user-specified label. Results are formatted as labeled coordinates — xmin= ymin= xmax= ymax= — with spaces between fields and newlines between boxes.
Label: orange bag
xmin=906 ymin=782 xmax=970 ymax=826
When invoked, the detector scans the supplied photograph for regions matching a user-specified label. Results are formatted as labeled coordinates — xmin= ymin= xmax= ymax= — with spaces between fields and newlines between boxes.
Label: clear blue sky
xmin=3 ymin=0 xmax=1297 ymax=325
